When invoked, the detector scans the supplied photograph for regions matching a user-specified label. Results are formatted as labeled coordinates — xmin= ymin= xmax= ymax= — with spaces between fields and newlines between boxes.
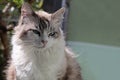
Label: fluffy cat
xmin=6 ymin=3 xmax=82 ymax=80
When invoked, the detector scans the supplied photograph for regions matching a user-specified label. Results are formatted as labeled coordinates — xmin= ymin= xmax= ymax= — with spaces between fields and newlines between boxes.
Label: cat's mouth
xmin=33 ymin=43 xmax=47 ymax=49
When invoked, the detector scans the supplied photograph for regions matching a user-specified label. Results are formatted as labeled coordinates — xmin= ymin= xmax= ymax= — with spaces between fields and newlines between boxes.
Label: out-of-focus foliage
xmin=12 ymin=0 xmax=24 ymax=8
xmin=35 ymin=0 xmax=43 ymax=9
xmin=5 ymin=0 xmax=44 ymax=9
xmin=0 ymin=0 xmax=44 ymax=24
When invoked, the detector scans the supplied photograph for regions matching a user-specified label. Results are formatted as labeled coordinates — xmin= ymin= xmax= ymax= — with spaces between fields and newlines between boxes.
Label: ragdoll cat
xmin=6 ymin=3 xmax=82 ymax=80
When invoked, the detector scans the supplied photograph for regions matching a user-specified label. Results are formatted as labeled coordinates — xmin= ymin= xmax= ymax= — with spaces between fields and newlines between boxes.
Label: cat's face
xmin=14 ymin=3 xmax=65 ymax=49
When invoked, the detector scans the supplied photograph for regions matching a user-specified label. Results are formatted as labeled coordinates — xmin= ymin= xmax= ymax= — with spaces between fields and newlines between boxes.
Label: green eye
xmin=28 ymin=29 xmax=41 ymax=36
xmin=48 ymin=32 xmax=58 ymax=37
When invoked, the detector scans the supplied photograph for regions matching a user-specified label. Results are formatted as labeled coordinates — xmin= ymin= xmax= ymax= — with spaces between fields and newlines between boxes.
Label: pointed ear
xmin=51 ymin=7 xmax=65 ymax=22
xmin=21 ymin=2 xmax=34 ymax=17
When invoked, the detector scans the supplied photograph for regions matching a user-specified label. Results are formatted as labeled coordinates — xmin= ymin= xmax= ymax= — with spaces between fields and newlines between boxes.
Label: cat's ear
xmin=21 ymin=2 xmax=34 ymax=17
xmin=51 ymin=7 xmax=65 ymax=24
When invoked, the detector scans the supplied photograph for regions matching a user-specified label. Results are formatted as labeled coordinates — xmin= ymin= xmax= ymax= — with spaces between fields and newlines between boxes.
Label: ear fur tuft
xmin=51 ymin=7 xmax=65 ymax=26
xmin=51 ymin=7 xmax=65 ymax=20
xmin=21 ymin=2 xmax=34 ymax=17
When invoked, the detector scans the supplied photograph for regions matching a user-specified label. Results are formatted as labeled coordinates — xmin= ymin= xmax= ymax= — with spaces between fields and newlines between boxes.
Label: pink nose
xmin=41 ymin=40 xmax=48 ymax=45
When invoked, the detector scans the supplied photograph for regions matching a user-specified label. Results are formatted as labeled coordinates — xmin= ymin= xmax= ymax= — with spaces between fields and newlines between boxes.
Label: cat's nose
xmin=41 ymin=40 xmax=48 ymax=45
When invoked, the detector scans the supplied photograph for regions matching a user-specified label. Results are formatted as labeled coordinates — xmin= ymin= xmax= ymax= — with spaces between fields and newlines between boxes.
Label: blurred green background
xmin=68 ymin=0 xmax=120 ymax=46
xmin=0 ymin=0 xmax=120 ymax=80
xmin=67 ymin=0 xmax=120 ymax=80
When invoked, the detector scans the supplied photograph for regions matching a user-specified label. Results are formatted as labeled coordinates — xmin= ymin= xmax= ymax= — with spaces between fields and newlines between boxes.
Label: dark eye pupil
xmin=49 ymin=32 xmax=57 ymax=37
xmin=29 ymin=29 xmax=40 ymax=36
xmin=32 ymin=30 xmax=40 ymax=36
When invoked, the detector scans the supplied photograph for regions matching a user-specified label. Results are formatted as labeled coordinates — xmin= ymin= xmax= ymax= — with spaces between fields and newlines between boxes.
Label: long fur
xmin=6 ymin=2 xmax=82 ymax=80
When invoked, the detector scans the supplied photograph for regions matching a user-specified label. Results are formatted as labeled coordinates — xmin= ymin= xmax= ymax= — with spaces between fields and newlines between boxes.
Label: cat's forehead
xmin=19 ymin=12 xmax=51 ymax=31
xmin=25 ymin=18 xmax=49 ymax=31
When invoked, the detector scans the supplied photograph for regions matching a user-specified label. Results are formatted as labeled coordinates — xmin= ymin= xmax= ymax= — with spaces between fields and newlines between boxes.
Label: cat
xmin=6 ymin=2 xmax=82 ymax=80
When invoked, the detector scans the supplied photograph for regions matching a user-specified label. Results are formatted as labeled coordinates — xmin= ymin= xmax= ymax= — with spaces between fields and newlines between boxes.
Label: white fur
xmin=11 ymin=32 xmax=67 ymax=80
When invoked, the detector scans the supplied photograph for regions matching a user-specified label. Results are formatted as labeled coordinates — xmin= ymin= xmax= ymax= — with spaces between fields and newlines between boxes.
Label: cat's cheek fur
xmin=11 ymin=34 xmax=66 ymax=80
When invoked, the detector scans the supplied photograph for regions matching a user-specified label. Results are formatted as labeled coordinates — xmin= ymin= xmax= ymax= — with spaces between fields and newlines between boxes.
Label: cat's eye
xmin=32 ymin=30 xmax=41 ymax=36
xmin=48 ymin=32 xmax=58 ymax=38
xmin=28 ymin=29 xmax=40 ymax=36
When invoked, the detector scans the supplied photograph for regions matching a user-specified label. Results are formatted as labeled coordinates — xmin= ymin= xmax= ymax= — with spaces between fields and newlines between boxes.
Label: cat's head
xmin=14 ymin=3 xmax=65 ymax=49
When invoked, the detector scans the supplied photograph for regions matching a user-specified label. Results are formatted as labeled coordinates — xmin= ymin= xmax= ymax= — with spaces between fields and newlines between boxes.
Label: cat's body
xmin=6 ymin=3 xmax=82 ymax=80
